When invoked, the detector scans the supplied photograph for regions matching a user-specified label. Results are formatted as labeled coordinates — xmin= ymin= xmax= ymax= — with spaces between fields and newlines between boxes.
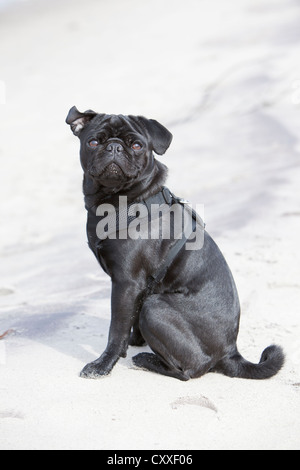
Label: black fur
xmin=66 ymin=106 xmax=284 ymax=381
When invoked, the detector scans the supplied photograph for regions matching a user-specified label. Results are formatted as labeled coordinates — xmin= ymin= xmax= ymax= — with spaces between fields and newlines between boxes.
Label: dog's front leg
xmin=80 ymin=281 xmax=140 ymax=379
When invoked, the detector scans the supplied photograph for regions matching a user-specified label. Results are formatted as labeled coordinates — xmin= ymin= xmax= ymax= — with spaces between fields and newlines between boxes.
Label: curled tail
xmin=215 ymin=345 xmax=285 ymax=380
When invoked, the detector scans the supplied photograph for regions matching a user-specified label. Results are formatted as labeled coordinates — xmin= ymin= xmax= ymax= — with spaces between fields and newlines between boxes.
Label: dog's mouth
xmin=102 ymin=162 xmax=124 ymax=178
xmin=88 ymin=162 xmax=126 ymax=182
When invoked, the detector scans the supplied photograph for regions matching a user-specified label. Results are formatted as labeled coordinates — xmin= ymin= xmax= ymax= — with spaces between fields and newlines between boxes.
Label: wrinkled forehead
xmin=88 ymin=114 xmax=144 ymax=137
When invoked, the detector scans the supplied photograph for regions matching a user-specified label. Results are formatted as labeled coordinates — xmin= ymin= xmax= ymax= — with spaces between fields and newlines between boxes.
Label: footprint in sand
xmin=170 ymin=395 xmax=218 ymax=412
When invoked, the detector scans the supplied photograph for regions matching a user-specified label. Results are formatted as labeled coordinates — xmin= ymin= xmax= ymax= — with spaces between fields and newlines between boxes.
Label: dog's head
xmin=66 ymin=106 xmax=172 ymax=192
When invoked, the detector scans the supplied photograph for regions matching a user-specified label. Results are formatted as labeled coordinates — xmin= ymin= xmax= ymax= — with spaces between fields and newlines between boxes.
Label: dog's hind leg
xmin=132 ymin=294 xmax=213 ymax=381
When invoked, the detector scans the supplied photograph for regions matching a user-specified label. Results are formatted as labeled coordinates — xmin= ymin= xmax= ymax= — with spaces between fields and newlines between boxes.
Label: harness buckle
xmin=177 ymin=197 xmax=190 ymax=204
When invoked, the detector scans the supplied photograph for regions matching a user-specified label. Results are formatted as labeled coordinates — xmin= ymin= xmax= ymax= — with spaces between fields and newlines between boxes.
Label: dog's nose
xmin=106 ymin=142 xmax=124 ymax=153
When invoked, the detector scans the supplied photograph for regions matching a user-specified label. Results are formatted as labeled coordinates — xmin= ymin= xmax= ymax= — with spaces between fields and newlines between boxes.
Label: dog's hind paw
xmin=132 ymin=352 xmax=158 ymax=369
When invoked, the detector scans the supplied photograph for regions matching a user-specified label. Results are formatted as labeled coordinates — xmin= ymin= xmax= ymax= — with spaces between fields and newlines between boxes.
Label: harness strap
xmin=146 ymin=216 xmax=197 ymax=293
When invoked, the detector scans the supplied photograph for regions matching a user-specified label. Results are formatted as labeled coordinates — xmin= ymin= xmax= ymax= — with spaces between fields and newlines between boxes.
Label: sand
xmin=0 ymin=0 xmax=299 ymax=450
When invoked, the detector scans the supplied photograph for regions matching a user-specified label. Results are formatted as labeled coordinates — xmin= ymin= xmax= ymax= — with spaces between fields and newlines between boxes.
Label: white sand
xmin=0 ymin=0 xmax=300 ymax=450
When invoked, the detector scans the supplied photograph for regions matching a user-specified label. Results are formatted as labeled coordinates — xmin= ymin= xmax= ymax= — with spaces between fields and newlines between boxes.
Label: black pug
xmin=66 ymin=106 xmax=284 ymax=381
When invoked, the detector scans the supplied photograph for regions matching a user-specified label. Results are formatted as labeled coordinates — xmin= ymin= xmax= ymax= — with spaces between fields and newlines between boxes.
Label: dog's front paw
xmin=80 ymin=360 xmax=111 ymax=379
xmin=80 ymin=353 xmax=119 ymax=379
xmin=129 ymin=329 xmax=146 ymax=347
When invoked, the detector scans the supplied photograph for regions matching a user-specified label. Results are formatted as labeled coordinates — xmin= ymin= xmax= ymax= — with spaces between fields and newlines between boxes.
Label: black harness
xmin=86 ymin=187 xmax=204 ymax=293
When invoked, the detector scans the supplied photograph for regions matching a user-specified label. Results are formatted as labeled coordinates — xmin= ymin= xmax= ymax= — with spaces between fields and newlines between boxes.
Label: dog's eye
xmin=88 ymin=139 xmax=99 ymax=148
xmin=131 ymin=142 xmax=142 ymax=151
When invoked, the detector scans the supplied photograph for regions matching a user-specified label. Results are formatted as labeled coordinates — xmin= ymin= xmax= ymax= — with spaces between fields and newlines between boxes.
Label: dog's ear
xmin=66 ymin=106 xmax=98 ymax=136
xmin=132 ymin=116 xmax=173 ymax=155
